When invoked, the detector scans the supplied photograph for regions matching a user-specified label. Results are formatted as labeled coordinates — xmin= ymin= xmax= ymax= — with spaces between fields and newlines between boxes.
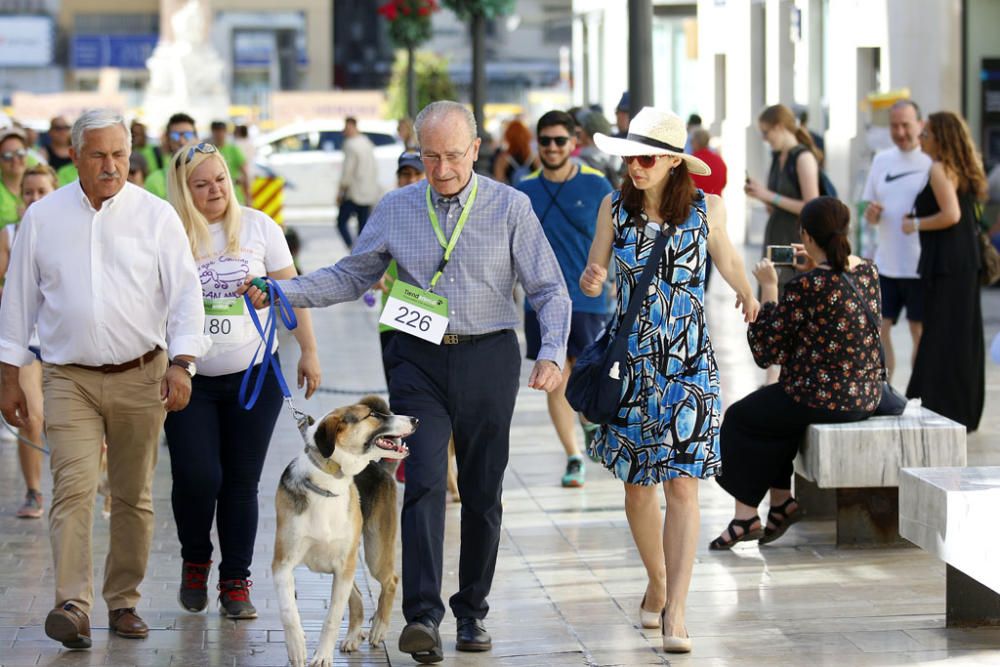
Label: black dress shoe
xmin=398 ymin=619 xmax=443 ymax=664
xmin=456 ymin=617 xmax=491 ymax=652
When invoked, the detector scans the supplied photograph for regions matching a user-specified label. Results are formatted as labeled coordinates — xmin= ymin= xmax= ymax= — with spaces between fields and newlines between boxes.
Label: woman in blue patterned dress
xmin=583 ymin=108 xmax=759 ymax=653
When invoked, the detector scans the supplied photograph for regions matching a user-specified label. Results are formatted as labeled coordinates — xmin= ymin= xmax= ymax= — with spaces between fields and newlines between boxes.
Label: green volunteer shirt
xmin=219 ymin=143 xmax=247 ymax=204
xmin=145 ymin=169 xmax=168 ymax=200
xmin=57 ymin=163 xmax=78 ymax=186
xmin=0 ymin=181 xmax=19 ymax=228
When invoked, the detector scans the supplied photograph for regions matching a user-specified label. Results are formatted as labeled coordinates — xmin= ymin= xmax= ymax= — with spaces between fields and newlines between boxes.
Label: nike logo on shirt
xmin=885 ymin=170 xmax=921 ymax=182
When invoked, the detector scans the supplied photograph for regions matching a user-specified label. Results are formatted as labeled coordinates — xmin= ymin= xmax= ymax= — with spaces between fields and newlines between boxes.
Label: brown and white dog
xmin=272 ymin=395 xmax=415 ymax=667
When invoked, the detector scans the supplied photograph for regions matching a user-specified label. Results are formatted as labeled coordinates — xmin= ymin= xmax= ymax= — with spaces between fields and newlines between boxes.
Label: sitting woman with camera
xmin=710 ymin=197 xmax=883 ymax=549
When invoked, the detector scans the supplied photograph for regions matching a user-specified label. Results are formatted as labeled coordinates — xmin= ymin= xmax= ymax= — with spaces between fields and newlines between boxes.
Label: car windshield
xmin=314 ymin=131 xmax=397 ymax=151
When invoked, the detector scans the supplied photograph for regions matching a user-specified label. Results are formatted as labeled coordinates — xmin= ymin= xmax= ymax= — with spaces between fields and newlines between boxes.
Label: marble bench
xmin=793 ymin=403 xmax=966 ymax=547
xmin=900 ymin=466 xmax=1000 ymax=626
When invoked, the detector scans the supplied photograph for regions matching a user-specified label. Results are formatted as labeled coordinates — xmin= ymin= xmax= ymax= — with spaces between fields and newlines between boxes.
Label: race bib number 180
xmin=378 ymin=279 xmax=449 ymax=344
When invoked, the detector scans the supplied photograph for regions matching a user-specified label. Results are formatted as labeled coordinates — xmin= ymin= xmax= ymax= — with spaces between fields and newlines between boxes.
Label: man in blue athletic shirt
xmin=518 ymin=110 xmax=613 ymax=487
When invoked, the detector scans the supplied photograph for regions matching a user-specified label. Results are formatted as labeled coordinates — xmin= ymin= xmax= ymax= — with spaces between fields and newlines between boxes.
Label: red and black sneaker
xmin=178 ymin=560 xmax=211 ymax=612
xmin=218 ymin=579 xmax=257 ymax=619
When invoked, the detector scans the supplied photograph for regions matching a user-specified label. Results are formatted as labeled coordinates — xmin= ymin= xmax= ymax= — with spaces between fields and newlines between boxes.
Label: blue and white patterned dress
xmin=590 ymin=191 xmax=722 ymax=484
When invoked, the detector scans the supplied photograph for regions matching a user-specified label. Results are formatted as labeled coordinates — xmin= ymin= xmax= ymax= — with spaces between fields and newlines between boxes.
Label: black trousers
xmin=336 ymin=199 xmax=371 ymax=249
xmin=715 ymin=384 xmax=869 ymax=507
xmin=164 ymin=360 xmax=284 ymax=580
xmin=384 ymin=330 xmax=520 ymax=625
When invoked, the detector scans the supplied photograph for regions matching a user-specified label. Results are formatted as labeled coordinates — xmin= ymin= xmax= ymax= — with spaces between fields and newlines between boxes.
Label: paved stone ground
xmin=1 ymin=219 xmax=999 ymax=666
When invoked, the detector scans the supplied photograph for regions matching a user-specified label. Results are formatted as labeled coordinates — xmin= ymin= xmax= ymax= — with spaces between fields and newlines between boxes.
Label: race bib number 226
xmin=378 ymin=279 xmax=449 ymax=344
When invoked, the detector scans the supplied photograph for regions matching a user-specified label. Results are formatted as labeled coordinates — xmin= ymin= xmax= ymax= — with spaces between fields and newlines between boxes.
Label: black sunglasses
xmin=538 ymin=136 xmax=571 ymax=147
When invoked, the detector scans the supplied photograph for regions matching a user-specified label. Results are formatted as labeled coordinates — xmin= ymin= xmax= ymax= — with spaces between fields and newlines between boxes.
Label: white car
xmin=253 ymin=120 xmax=403 ymax=208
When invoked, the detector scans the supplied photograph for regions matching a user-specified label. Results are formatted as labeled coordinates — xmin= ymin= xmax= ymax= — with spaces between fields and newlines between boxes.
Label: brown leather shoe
xmin=45 ymin=603 xmax=92 ymax=649
xmin=108 ymin=607 xmax=149 ymax=638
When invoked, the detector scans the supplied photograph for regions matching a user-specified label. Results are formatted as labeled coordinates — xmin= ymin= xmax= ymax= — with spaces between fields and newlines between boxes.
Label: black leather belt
xmin=441 ymin=330 xmax=508 ymax=345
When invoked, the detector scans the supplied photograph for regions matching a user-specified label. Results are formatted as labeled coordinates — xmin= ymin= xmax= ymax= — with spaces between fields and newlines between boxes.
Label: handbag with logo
xmin=566 ymin=224 xmax=670 ymax=424
xmin=841 ymin=272 xmax=907 ymax=416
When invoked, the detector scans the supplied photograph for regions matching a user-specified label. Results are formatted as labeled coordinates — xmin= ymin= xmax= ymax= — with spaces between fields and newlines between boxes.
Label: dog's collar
xmin=305 ymin=447 xmax=345 ymax=479
xmin=301 ymin=477 xmax=339 ymax=498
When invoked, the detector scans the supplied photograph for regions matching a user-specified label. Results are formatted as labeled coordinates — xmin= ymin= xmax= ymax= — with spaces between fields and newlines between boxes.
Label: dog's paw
xmin=340 ymin=628 xmax=367 ymax=653
xmin=307 ymin=652 xmax=333 ymax=667
xmin=368 ymin=617 xmax=388 ymax=646
xmin=286 ymin=632 xmax=307 ymax=667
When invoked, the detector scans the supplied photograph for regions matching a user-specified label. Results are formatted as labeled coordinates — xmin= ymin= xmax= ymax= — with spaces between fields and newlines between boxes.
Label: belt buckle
xmin=442 ymin=334 xmax=459 ymax=345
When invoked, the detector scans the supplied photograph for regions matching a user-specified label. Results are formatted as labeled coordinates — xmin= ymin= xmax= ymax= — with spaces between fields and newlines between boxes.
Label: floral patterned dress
xmin=590 ymin=191 xmax=721 ymax=484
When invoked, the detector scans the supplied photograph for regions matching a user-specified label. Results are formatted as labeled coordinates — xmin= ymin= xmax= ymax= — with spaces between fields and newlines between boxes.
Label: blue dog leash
xmin=239 ymin=277 xmax=314 ymax=443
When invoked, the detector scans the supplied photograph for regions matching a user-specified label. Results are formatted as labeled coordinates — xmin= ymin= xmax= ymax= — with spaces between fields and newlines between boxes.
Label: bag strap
xmin=612 ymin=223 xmax=671 ymax=347
xmin=839 ymin=270 xmax=888 ymax=379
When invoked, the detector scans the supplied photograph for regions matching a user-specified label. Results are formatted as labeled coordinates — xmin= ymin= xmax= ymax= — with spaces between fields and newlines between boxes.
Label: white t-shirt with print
xmin=197 ymin=207 xmax=294 ymax=376
xmin=862 ymin=146 xmax=932 ymax=279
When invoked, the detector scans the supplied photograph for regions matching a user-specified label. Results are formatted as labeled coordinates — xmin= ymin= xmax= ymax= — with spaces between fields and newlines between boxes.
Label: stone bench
xmin=900 ymin=466 xmax=1000 ymax=627
xmin=792 ymin=403 xmax=966 ymax=547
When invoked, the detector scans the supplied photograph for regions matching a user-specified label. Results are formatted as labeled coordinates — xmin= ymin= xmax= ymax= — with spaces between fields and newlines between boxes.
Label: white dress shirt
xmin=0 ymin=181 xmax=211 ymax=367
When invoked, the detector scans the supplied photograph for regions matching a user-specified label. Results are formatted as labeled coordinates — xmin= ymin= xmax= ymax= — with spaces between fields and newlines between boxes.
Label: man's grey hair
xmin=71 ymin=109 xmax=131 ymax=152
xmin=889 ymin=99 xmax=922 ymax=120
xmin=414 ymin=101 xmax=477 ymax=144
xmin=689 ymin=128 xmax=711 ymax=151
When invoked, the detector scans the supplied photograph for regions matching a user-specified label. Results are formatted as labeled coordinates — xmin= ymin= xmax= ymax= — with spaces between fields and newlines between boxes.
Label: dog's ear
xmin=313 ymin=416 xmax=339 ymax=458
xmin=360 ymin=394 xmax=390 ymax=415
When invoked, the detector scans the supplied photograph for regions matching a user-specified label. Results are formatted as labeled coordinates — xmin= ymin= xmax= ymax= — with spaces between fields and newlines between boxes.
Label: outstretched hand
xmin=735 ymin=292 xmax=761 ymax=323
xmin=237 ymin=276 xmax=270 ymax=309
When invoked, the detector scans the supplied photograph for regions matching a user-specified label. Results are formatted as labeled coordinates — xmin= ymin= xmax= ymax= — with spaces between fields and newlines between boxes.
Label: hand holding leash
xmin=237 ymin=276 xmax=271 ymax=309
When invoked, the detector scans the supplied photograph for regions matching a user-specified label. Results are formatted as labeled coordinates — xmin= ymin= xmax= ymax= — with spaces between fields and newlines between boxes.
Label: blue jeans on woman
xmin=164 ymin=358 xmax=284 ymax=580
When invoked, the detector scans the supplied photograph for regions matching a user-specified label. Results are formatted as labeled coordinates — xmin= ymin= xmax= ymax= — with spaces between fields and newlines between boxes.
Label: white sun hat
xmin=593 ymin=106 xmax=711 ymax=176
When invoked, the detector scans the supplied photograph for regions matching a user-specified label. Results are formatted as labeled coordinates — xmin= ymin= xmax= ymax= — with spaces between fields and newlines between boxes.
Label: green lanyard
xmin=424 ymin=176 xmax=479 ymax=289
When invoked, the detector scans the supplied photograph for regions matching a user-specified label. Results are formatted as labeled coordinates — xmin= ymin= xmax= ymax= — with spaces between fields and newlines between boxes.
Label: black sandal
xmin=709 ymin=517 xmax=763 ymax=550
xmin=758 ymin=497 xmax=802 ymax=545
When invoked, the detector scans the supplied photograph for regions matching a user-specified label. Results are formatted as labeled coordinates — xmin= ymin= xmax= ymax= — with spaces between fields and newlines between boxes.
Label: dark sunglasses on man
xmin=0 ymin=148 xmax=27 ymax=162
xmin=538 ymin=136 xmax=571 ymax=147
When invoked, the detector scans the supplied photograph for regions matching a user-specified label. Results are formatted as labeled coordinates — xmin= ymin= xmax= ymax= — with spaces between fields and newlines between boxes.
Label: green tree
xmin=386 ymin=50 xmax=457 ymax=120
xmin=377 ymin=0 xmax=441 ymax=118
xmin=441 ymin=0 xmax=515 ymax=130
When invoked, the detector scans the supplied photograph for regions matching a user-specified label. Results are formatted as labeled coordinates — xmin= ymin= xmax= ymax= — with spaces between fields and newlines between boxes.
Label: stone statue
xmin=144 ymin=0 xmax=229 ymax=139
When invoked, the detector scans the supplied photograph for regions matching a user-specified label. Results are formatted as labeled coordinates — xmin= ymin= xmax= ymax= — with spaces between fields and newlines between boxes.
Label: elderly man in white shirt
xmin=0 ymin=109 xmax=210 ymax=650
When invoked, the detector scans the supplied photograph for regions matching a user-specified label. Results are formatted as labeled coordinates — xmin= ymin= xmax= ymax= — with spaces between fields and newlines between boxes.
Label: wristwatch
xmin=170 ymin=358 xmax=197 ymax=378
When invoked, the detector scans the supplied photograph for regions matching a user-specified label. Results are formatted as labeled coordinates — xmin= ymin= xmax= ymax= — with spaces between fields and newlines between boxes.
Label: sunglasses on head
xmin=624 ymin=154 xmax=660 ymax=169
xmin=175 ymin=142 xmax=218 ymax=168
xmin=0 ymin=148 xmax=27 ymax=161
xmin=538 ymin=135 xmax=571 ymax=147
xmin=169 ymin=130 xmax=197 ymax=143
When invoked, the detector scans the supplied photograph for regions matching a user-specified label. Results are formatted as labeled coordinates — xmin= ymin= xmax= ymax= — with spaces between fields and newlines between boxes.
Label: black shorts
xmin=879 ymin=275 xmax=923 ymax=324
xmin=524 ymin=309 xmax=610 ymax=361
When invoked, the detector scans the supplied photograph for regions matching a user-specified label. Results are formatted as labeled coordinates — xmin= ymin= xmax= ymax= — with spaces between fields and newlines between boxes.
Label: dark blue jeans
xmin=336 ymin=199 xmax=371 ymax=249
xmin=164 ymin=359 xmax=283 ymax=580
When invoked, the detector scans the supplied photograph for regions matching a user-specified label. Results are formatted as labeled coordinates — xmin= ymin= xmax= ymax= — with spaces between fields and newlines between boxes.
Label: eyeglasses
xmin=624 ymin=154 xmax=660 ymax=169
xmin=538 ymin=135 xmax=571 ymax=147
xmin=420 ymin=140 xmax=474 ymax=165
xmin=0 ymin=148 xmax=27 ymax=162
xmin=175 ymin=142 xmax=218 ymax=168
xmin=51 ymin=125 xmax=70 ymax=131
xmin=169 ymin=130 xmax=197 ymax=143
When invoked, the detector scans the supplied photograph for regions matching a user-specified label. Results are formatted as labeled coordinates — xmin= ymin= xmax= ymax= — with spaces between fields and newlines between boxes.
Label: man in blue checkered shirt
xmin=245 ymin=101 xmax=571 ymax=663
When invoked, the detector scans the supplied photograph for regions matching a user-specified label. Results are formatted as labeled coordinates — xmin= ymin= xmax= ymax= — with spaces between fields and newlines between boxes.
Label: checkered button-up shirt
xmin=278 ymin=175 xmax=572 ymax=366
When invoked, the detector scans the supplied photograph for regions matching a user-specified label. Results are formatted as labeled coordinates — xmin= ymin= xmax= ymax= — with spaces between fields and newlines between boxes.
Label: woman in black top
xmin=901 ymin=111 xmax=986 ymax=431
xmin=710 ymin=198 xmax=882 ymax=550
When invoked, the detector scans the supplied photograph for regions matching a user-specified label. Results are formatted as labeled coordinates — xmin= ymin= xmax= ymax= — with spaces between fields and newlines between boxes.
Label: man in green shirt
xmin=211 ymin=121 xmax=250 ymax=204
xmin=145 ymin=113 xmax=197 ymax=200
xmin=0 ymin=128 xmax=29 ymax=228
xmin=131 ymin=121 xmax=164 ymax=176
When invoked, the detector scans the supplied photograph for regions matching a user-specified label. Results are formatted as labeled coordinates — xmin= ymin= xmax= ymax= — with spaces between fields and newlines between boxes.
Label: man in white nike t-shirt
xmin=862 ymin=99 xmax=931 ymax=381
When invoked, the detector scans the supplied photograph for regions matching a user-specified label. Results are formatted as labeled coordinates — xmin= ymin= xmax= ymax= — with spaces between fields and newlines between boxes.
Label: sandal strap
xmin=724 ymin=516 xmax=760 ymax=543
xmin=767 ymin=497 xmax=798 ymax=522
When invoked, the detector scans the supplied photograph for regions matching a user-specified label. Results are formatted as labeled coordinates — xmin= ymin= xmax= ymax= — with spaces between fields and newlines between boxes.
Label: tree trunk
xmin=471 ymin=12 xmax=486 ymax=131
xmin=406 ymin=43 xmax=418 ymax=119
xmin=627 ymin=0 xmax=654 ymax=116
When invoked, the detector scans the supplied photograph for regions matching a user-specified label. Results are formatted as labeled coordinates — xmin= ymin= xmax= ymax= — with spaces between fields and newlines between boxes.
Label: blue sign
xmin=71 ymin=34 xmax=159 ymax=70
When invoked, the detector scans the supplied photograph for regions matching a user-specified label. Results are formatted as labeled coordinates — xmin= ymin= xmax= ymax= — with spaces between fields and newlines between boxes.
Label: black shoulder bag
xmin=840 ymin=271 xmax=907 ymax=416
xmin=566 ymin=225 xmax=670 ymax=424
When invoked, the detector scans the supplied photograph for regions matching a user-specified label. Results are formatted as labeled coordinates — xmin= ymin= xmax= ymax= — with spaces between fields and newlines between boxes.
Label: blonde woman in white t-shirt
xmin=166 ymin=143 xmax=320 ymax=619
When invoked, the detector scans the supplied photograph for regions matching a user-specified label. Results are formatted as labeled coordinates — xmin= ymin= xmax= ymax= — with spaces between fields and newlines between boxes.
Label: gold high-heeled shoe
xmin=661 ymin=611 xmax=692 ymax=653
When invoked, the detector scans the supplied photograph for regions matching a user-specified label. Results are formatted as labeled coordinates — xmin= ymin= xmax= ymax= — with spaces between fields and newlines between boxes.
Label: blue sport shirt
xmin=517 ymin=164 xmax=614 ymax=314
